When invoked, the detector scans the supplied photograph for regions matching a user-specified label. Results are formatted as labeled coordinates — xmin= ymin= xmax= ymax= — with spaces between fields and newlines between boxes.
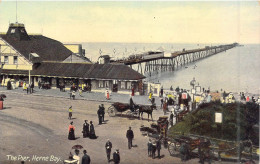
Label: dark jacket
xmin=83 ymin=123 xmax=89 ymax=132
xmin=130 ymin=98 xmax=134 ymax=106
xmin=170 ymin=113 xmax=174 ymax=120
xmin=147 ymin=141 xmax=152 ymax=151
xmin=156 ymin=140 xmax=161 ymax=150
xmin=105 ymin=141 xmax=112 ymax=151
xmin=113 ymin=152 xmax=120 ymax=163
xmin=97 ymin=108 xmax=103 ymax=117
xmin=101 ymin=106 xmax=105 ymax=116
xmin=81 ymin=154 xmax=91 ymax=164
xmin=126 ymin=129 xmax=134 ymax=139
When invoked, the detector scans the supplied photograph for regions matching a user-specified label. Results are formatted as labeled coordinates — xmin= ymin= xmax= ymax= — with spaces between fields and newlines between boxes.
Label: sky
xmin=0 ymin=1 xmax=259 ymax=44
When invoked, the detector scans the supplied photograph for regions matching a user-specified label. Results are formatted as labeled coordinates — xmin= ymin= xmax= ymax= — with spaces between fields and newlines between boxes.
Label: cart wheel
xmin=126 ymin=111 xmax=132 ymax=118
xmin=108 ymin=106 xmax=116 ymax=117
xmin=168 ymin=142 xmax=180 ymax=156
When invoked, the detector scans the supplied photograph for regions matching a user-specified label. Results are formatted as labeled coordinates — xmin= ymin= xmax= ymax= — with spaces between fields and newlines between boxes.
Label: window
xmin=121 ymin=81 xmax=126 ymax=89
xmin=4 ymin=56 xmax=8 ymax=64
xmin=11 ymin=29 xmax=15 ymax=33
xmin=127 ymin=82 xmax=132 ymax=89
xmin=98 ymin=80 xmax=104 ymax=88
xmin=13 ymin=56 xmax=18 ymax=64
xmin=113 ymin=80 xmax=118 ymax=84
xmin=105 ymin=81 xmax=109 ymax=88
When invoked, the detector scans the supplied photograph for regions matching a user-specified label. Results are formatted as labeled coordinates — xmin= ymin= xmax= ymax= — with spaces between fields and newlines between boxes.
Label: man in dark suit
xmin=126 ymin=127 xmax=134 ymax=149
xmin=81 ymin=150 xmax=91 ymax=164
xmin=97 ymin=106 xmax=103 ymax=125
xmin=130 ymin=97 xmax=134 ymax=112
xmin=105 ymin=139 xmax=112 ymax=162
xmin=100 ymin=104 xmax=105 ymax=122
xmin=156 ymin=139 xmax=162 ymax=159
xmin=113 ymin=149 xmax=120 ymax=164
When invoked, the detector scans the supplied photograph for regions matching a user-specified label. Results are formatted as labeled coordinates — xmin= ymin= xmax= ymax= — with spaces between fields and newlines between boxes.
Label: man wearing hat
xmin=113 ymin=149 xmax=120 ymax=164
xmin=105 ymin=139 xmax=112 ymax=162
xmin=156 ymin=138 xmax=162 ymax=159
xmin=101 ymin=104 xmax=105 ymax=122
xmin=126 ymin=127 xmax=134 ymax=149
xmin=81 ymin=150 xmax=91 ymax=164
xmin=97 ymin=105 xmax=103 ymax=125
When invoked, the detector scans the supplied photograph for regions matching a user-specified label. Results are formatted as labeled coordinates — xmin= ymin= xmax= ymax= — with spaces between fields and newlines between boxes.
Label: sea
xmin=72 ymin=42 xmax=260 ymax=94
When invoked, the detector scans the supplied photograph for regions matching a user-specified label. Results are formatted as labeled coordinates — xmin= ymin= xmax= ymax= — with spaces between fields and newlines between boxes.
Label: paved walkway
xmin=1 ymin=86 xmax=258 ymax=107
xmin=0 ymin=86 xmax=161 ymax=106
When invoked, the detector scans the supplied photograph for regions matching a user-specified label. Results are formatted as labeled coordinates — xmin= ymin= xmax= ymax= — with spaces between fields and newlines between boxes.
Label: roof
xmin=0 ymin=34 xmax=72 ymax=62
xmin=1 ymin=63 xmax=145 ymax=80
xmin=99 ymin=55 xmax=110 ymax=58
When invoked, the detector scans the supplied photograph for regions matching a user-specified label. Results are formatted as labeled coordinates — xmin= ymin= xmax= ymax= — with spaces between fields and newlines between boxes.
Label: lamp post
xmin=190 ymin=77 xmax=196 ymax=89
xmin=190 ymin=77 xmax=196 ymax=103
xmin=29 ymin=53 xmax=31 ymax=85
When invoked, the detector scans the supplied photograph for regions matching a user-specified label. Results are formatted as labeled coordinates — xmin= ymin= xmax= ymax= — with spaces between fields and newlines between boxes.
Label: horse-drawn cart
xmin=167 ymin=135 xmax=202 ymax=156
xmin=107 ymin=102 xmax=139 ymax=117
xmin=140 ymin=116 xmax=169 ymax=138
xmin=108 ymin=102 xmax=156 ymax=121
xmin=167 ymin=133 xmax=258 ymax=162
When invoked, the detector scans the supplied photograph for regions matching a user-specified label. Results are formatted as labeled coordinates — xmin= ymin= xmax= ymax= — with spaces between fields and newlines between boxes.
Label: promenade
xmin=0 ymin=87 xmax=161 ymax=106
xmin=0 ymin=86 xmax=257 ymax=164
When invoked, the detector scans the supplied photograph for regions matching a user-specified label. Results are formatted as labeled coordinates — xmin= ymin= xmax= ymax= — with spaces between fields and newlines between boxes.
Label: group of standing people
xmin=67 ymin=105 xmax=97 ymax=140
xmin=82 ymin=120 xmax=97 ymax=139
xmin=147 ymin=138 xmax=162 ymax=159
xmin=105 ymin=139 xmax=121 ymax=164
xmin=23 ymin=82 xmax=34 ymax=94
xmin=70 ymin=149 xmax=91 ymax=164
xmin=68 ymin=120 xmax=97 ymax=140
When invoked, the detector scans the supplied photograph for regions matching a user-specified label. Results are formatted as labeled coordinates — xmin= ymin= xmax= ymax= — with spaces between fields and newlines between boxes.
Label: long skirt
xmin=83 ymin=130 xmax=89 ymax=138
xmin=68 ymin=129 xmax=75 ymax=140
xmin=89 ymin=131 xmax=97 ymax=139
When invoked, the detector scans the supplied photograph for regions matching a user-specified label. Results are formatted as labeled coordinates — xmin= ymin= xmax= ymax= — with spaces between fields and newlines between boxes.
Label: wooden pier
xmin=111 ymin=43 xmax=238 ymax=75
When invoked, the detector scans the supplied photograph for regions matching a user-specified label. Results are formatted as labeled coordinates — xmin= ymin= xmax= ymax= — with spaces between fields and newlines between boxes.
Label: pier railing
xmin=111 ymin=43 xmax=238 ymax=75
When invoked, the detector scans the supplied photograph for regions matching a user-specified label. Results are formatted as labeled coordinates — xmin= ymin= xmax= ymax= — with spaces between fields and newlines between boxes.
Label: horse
xmin=138 ymin=104 xmax=156 ymax=121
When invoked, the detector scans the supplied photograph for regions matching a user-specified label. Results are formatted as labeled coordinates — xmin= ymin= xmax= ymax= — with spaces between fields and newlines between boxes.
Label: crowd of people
xmin=66 ymin=103 xmax=125 ymax=164
xmin=10 ymin=81 xmax=259 ymax=164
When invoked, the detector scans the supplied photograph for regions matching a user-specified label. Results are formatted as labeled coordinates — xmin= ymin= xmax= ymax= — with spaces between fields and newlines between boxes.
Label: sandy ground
xmin=0 ymin=91 xmax=255 ymax=164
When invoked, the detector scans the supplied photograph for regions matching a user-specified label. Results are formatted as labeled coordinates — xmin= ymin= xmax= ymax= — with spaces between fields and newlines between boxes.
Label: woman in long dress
xmin=82 ymin=120 xmax=89 ymax=138
xmin=89 ymin=121 xmax=97 ymax=139
xmin=68 ymin=121 xmax=75 ymax=140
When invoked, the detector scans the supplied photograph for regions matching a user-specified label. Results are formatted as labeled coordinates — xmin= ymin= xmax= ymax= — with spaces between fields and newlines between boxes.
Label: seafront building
xmin=0 ymin=23 xmax=145 ymax=94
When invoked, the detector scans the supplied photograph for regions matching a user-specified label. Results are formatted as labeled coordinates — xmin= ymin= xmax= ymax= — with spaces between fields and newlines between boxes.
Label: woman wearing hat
xmin=68 ymin=121 xmax=75 ymax=140
xmin=89 ymin=121 xmax=97 ymax=139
